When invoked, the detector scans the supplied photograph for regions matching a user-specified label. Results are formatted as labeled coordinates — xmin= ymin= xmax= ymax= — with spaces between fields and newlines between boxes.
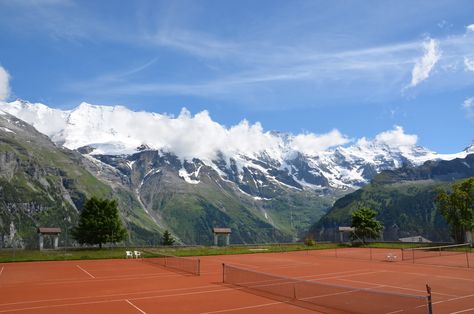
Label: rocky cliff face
xmin=0 ymin=111 xmax=160 ymax=248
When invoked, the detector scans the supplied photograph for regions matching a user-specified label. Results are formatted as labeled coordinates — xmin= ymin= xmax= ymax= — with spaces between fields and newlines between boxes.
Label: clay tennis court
xmin=0 ymin=248 xmax=473 ymax=313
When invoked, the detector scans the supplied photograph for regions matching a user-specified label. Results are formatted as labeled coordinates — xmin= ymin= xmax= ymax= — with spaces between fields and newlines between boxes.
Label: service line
xmin=76 ymin=265 xmax=95 ymax=279
xmin=125 ymin=299 xmax=147 ymax=314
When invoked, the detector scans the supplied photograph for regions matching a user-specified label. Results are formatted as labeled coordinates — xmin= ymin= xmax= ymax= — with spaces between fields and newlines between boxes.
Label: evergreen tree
xmin=436 ymin=178 xmax=474 ymax=243
xmin=351 ymin=207 xmax=383 ymax=244
xmin=161 ymin=230 xmax=175 ymax=246
xmin=72 ymin=197 xmax=128 ymax=248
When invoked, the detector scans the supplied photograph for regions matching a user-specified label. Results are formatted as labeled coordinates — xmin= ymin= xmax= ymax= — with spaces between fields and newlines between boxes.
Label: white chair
xmin=134 ymin=251 xmax=142 ymax=259
xmin=125 ymin=251 xmax=133 ymax=259
xmin=386 ymin=253 xmax=397 ymax=262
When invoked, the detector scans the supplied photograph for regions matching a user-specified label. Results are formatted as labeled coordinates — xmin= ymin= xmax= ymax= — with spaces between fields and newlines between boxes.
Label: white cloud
xmin=374 ymin=126 xmax=418 ymax=148
xmin=467 ymin=24 xmax=474 ymax=32
xmin=0 ymin=66 xmax=10 ymax=101
xmin=1 ymin=100 xmax=350 ymax=160
xmin=410 ymin=38 xmax=441 ymax=87
xmin=463 ymin=97 xmax=474 ymax=120
xmin=463 ymin=97 xmax=474 ymax=109
xmin=290 ymin=130 xmax=350 ymax=155
xmin=1 ymin=101 xmax=430 ymax=164
xmin=464 ymin=57 xmax=474 ymax=72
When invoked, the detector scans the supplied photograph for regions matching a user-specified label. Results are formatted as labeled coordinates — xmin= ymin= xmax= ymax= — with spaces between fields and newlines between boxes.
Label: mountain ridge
xmin=1 ymin=100 xmax=471 ymax=192
xmin=310 ymin=153 xmax=474 ymax=242
xmin=1 ymin=100 xmax=472 ymax=244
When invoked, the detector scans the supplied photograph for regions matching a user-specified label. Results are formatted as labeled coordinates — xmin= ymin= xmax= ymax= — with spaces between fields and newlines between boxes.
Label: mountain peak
xmin=1 ymin=100 xmax=471 ymax=191
xmin=463 ymin=141 xmax=474 ymax=153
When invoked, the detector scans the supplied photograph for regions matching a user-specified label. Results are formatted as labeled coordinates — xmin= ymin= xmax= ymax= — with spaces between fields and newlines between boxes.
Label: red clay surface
xmin=0 ymin=248 xmax=473 ymax=313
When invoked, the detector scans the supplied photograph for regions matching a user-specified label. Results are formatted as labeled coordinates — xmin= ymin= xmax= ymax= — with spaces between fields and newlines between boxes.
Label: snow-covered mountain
xmin=1 ymin=99 xmax=471 ymax=192
xmin=1 ymin=99 xmax=472 ymax=244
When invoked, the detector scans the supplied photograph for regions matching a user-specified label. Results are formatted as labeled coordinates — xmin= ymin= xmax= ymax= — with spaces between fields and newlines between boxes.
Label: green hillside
xmin=310 ymin=154 xmax=474 ymax=242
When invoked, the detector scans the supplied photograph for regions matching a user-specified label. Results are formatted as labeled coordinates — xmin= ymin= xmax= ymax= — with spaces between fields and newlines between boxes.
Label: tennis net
xmin=147 ymin=254 xmax=200 ymax=275
xmin=223 ymin=264 xmax=430 ymax=313
xmin=402 ymin=243 xmax=471 ymax=263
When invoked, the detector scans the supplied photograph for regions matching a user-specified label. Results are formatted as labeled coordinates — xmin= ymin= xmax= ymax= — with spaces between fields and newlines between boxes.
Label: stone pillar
xmin=54 ymin=235 xmax=59 ymax=249
xmin=39 ymin=234 xmax=44 ymax=250
xmin=214 ymin=234 xmax=218 ymax=246
xmin=226 ymin=234 xmax=230 ymax=246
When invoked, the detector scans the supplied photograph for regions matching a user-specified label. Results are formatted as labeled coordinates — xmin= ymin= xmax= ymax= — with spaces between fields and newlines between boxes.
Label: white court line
xmin=0 ymin=287 xmax=236 ymax=313
xmin=201 ymin=300 xmax=284 ymax=314
xmin=432 ymin=293 xmax=474 ymax=305
xmin=0 ymin=283 xmax=219 ymax=307
xmin=76 ymin=265 xmax=95 ymax=278
xmin=302 ymin=270 xmax=386 ymax=281
xmin=337 ymin=278 xmax=458 ymax=297
xmin=451 ymin=307 xmax=474 ymax=314
xmin=125 ymin=299 xmax=147 ymax=314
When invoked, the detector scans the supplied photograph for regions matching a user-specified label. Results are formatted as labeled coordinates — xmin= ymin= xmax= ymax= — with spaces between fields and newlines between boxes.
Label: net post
xmin=370 ymin=247 xmax=372 ymax=260
xmin=222 ymin=263 xmax=225 ymax=283
xmin=197 ymin=258 xmax=201 ymax=276
xmin=466 ymin=246 xmax=470 ymax=268
xmin=293 ymin=283 xmax=297 ymax=300
xmin=426 ymin=284 xmax=433 ymax=314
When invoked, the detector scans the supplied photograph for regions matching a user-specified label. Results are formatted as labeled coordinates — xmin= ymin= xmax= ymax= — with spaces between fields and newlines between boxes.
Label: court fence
xmin=401 ymin=243 xmax=471 ymax=268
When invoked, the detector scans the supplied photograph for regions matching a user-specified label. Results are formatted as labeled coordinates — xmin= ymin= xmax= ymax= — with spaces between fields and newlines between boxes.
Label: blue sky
xmin=0 ymin=0 xmax=473 ymax=153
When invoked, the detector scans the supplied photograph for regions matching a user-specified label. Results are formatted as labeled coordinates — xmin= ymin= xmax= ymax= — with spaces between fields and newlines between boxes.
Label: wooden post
xmin=466 ymin=249 xmax=470 ymax=268
xmin=39 ymin=234 xmax=44 ymax=250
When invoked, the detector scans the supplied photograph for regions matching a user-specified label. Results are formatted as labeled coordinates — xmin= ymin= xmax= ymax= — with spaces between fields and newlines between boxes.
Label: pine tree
xmin=161 ymin=230 xmax=175 ymax=246
xmin=72 ymin=197 xmax=128 ymax=248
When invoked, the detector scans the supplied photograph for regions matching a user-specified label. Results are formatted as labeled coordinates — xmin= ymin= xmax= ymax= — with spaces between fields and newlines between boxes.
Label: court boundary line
xmin=7 ymin=269 xmax=194 ymax=287
xmin=431 ymin=292 xmax=474 ymax=306
xmin=0 ymin=286 xmax=243 ymax=313
xmin=125 ymin=299 xmax=147 ymax=314
xmin=76 ymin=265 xmax=95 ymax=279
xmin=337 ymin=278 xmax=458 ymax=297
xmin=0 ymin=268 xmax=381 ymax=308
xmin=0 ymin=283 xmax=221 ymax=307
xmin=200 ymin=300 xmax=285 ymax=314
xmin=451 ymin=307 xmax=474 ymax=314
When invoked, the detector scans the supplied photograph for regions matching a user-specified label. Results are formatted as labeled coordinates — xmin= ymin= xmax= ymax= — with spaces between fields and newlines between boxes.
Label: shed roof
xmin=398 ymin=236 xmax=431 ymax=243
xmin=37 ymin=227 xmax=62 ymax=234
xmin=213 ymin=228 xmax=231 ymax=234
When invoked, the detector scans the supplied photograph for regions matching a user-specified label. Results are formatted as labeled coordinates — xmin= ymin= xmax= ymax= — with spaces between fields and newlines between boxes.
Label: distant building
xmin=212 ymin=228 xmax=231 ymax=246
xmin=37 ymin=227 xmax=61 ymax=250
xmin=398 ymin=236 xmax=431 ymax=243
